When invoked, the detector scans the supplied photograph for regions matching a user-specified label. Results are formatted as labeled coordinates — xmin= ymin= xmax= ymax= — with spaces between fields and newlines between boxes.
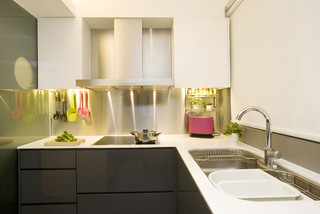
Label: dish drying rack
xmin=189 ymin=149 xmax=259 ymax=170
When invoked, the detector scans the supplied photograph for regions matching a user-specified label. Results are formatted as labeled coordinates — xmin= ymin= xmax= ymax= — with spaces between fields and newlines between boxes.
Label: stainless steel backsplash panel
xmin=241 ymin=126 xmax=320 ymax=174
xmin=51 ymin=88 xmax=230 ymax=136
xmin=51 ymin=88 xmax=186 ymax=135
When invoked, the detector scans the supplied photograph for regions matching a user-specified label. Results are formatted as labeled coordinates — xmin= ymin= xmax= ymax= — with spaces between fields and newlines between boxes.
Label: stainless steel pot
xmin=130 ymin=129 xmax=161 ymax=143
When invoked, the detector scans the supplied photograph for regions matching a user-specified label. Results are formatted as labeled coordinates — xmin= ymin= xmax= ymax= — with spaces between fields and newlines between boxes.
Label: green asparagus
xmin=55 ymin=131 xmax=78 ymax=142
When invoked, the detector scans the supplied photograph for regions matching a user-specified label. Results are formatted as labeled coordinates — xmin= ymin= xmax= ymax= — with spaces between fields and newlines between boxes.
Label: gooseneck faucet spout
xmin=236 ymin=106 xmax=272 ymax=150
xmin=236 ymin=106 xmax=281 ymax=168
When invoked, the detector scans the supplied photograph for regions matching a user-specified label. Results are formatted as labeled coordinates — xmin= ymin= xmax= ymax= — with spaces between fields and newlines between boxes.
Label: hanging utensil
xmin=39 ymin=90 xmax=43 ymax=121
xmin=40 ymin=90 xmax=45 ymax=121
xmin=81 ymin=90 xmax=90 ymax=118
xmin=35 ymin=90 xmax=41 ymax=122
xmin=77 ymin=90 xmax=83 ymax=116
xmin=18 ymin=91 xmax=23 ymax=117
xmin=23 ymin=91 xmax=33 ymax=122
xmin=0 ymin=94 xmax=12 ymax=113
xmin=11 ymin=92 xmax=20 ymax=119
xmin=67 ymin=91 xmax=78 ymax=122
xmin=60 ymin=92 xmax=67 ymax=123
xmin=53 ymin=92 xmax=60 ymax=120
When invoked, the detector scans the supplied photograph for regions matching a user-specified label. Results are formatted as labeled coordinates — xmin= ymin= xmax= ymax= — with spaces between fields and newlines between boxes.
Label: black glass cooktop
xmin=92 ymin=136 xmax=156 ymax=145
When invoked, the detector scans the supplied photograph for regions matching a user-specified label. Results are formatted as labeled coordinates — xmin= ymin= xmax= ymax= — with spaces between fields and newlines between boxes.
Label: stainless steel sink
xmin=189 ymin=148 xmax=320 ymax=200
xmin=189 ymin=148 xmax=260 ymax=175
xmin=263 ymin=169 xmax=320 ymax=201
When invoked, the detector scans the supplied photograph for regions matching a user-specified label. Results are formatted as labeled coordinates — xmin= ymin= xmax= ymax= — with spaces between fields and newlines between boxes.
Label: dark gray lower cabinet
xmin=19 ymin=150 xmax=77 ymax=214
xmin=21 ymin=204 xmax=76 ymax=214
xmin=78 ymin=193 xmax=175 ymax=214
xmin=77 ymin=148 xmax=174 ymax=193
xmin=177 ymin=151 xmax=212 ymax=214
xmin=20 ymin=170 xmax=76 ymax=204
xmin=76 ymin=148 xmax=175 ymax=214
xmin=20 ymin=150 xmax=75 ymax=169
xmin=178 ymin=192 xmax=212 ymax=214
xmin=19 ymin=147 xmax=212 ymax=214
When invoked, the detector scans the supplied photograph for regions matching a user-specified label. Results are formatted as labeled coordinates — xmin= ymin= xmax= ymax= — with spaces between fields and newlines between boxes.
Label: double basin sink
xmin=189 ymin=148 xmax=320 ymax=201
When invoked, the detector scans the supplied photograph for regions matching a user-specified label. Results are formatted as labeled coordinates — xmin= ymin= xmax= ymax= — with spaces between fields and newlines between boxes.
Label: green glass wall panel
xmin=0 ymin=0 xmax=37 ymax=89
xmin=0 ymin=1 xmax=46 ymax=213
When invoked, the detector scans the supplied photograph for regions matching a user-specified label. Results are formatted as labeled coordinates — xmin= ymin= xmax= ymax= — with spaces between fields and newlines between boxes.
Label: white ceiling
xmin=13 ymin=0 xmax=230 ymax=18
xmin=13 ymin=0 xmax=75 ymax=18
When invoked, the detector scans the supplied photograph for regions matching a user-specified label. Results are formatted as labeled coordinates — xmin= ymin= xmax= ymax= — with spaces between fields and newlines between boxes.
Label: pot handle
xmin=155 ymin=132 xmax=161 ymax=136
xmin=130 ymin=131 xmax=135 ymax=135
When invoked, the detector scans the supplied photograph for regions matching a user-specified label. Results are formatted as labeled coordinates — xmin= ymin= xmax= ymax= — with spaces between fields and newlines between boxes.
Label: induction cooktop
xmin=92 ymin=136 xmax=157 ymax=145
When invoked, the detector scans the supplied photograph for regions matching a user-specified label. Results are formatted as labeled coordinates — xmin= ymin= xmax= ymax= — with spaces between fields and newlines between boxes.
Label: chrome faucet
xmin=236 ymin=106 xmax=281 ymax=168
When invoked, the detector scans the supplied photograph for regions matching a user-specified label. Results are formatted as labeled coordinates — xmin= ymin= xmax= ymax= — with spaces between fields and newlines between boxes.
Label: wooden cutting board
xmin=44 ymin=138 xmax=85 ymax=146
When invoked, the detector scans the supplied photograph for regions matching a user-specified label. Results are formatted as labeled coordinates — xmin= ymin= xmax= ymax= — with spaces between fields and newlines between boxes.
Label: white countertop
xmin=18 ymin=134 xmax=320 ymax=214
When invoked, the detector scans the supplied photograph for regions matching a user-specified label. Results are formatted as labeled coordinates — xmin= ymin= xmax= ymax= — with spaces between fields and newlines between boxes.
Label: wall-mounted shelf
xmin=186 ymin=94 xmax=219 ymax=98
xmin=185 ymin=88 xmax=219 ymax=111
xmin=185 ymin=108 xmax=218 ymax=113
xmin=184 ymin=88 xmax=220 ymax=134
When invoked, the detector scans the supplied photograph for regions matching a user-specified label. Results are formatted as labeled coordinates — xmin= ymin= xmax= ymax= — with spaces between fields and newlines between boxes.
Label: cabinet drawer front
xmin=20 ymin=150 xmax=75 ymax=169
xmin=77 ymin=148 xmax=174 ymax=193
xmin=178 ymin=192 xmax=212 ymax=214
xmin=177 ymin=152 xmax=198 ymax=191
xmin=78 ymin=192 xmax=175 ymax=214
xmin=21 ymin=204 xmax=76 ymax=214
xmin=20 ymin=170 xmax=76 ymax=204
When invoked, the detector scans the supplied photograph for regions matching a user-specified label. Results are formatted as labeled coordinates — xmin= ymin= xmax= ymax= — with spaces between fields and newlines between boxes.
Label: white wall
xmin=230 ymin=0 xmax=320 ymax=141
xmin=71 ymin=0 xmax=227 ymax=18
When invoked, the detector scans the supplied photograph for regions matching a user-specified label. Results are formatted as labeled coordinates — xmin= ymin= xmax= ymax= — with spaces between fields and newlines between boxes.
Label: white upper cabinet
xmin=173 ymin=18 xmax=230 ymax=88
xmin=38 ymin=18 xmax=91 ymax=89
xmin=37 ymin=17 xmax=229 ymax=89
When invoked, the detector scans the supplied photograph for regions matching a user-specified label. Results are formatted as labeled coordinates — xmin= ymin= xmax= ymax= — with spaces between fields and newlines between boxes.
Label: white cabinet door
xmin=174 ymin=18 xmax=230 ymax=88
xmin=38 ymin=18 xmax=91 ymax=89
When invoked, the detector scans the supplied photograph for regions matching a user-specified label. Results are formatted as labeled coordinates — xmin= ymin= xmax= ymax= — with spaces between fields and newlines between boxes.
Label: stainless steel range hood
xmin=77 ymin=18 xmax=174 ymax=91
xmin=76 ymin=79 xmax=175 ymax=90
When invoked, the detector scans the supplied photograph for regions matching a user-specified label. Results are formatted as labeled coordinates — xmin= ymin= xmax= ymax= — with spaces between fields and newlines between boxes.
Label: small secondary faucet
xmin=236 ymin=106 xmax=281 ymax=169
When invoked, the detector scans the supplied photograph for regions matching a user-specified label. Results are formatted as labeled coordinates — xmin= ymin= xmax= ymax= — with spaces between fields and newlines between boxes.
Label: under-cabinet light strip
xmin=130 ymin=90 xmax=137 ymax=131
xmin=107 ymin=90 xmax=117 ymax=134
xmin=153 ymin=90 xmax=156 ymax=131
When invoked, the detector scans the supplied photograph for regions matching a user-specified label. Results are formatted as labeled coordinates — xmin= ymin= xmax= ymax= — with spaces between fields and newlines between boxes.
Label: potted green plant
xmin=222 ymin=122 xmax=243 ymax=144
xmin=191 ymin=97 xmax=203 ymax=109
xmin=203 ymin=102 xmax=214 ymax=110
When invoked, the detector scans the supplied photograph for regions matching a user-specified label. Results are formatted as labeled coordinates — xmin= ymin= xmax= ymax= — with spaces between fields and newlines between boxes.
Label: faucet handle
xmin=264 ymin=148 xmax=281 ymax=168
xmin=272 ymin=151 xmax=281 ymax=169
xmin=270 ymin=150 xmax=281 ymax=169
xmin=273 ymin=150 xmax=281 ymax=159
